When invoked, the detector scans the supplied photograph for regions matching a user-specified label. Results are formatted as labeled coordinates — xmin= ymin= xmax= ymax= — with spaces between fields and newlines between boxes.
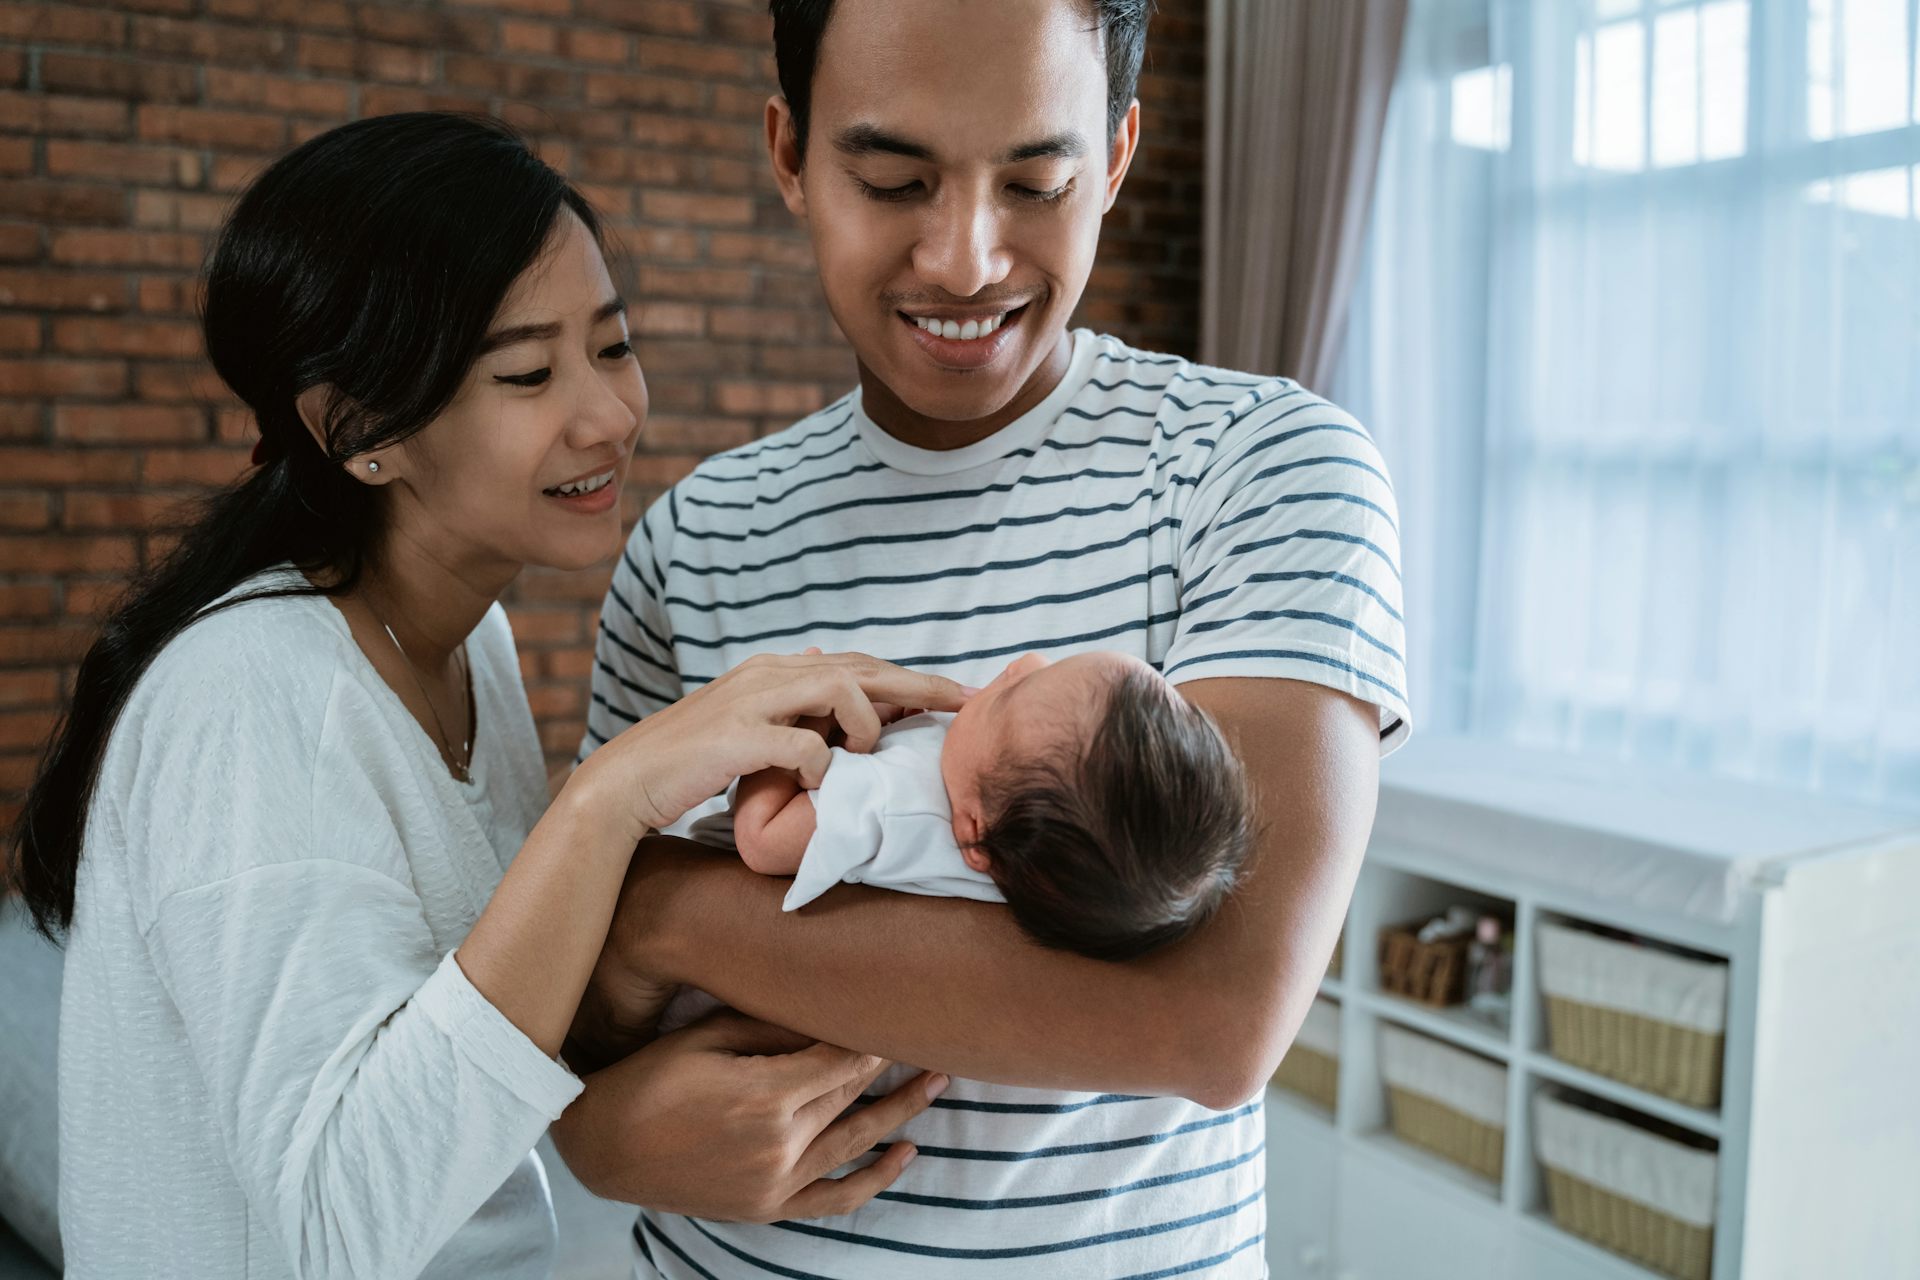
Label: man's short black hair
xmin=769 ymin=0 xmax=1155 ymax=158
xmin=973 ymin=665 xmax=1256 ymax=962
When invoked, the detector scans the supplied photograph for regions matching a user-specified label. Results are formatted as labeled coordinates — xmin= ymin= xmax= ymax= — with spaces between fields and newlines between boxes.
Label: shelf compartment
xmin=1379 ymin=1024 xmax=1508 ymax=1186
xmin=1358 ymin=988 xmax=1511 ymax=1060
xmin=1533 ymin=1090 xmax=1720 ymax=1280
xmin=1355 ymin=1128 xmax=1501 ymax=1203
xmin=1525 ymin=1051 xmax=1722 ymax=1138
xmin=1269 ymin=996 xmax=1340 ymax=1114
xmin=1536 ymin=919 xmax=1728 ymax=1109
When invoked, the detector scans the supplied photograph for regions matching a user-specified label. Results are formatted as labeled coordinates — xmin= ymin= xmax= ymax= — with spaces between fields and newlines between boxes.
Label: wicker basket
xmin=1535 ymin=1094 xmax=1718 ymax=1280
xmin=1272 ymin=1046 xmax=1340 ymax=1112
xmin=1545 ymin=1170 xmax=1713 ymax=1280
xmin=1538 ymin=924 xmax=1727 ymax=1108
xmin=1379 ymin=1025 xmax=1506 ymax=1183
xmin=1270 ymin=997 xmax=1340 ymax=1112
xmin=1378 ymin=921 xmax=1471 ymax=1005
xmin=1386 ymin=1086 xmax=1504 ymax=1180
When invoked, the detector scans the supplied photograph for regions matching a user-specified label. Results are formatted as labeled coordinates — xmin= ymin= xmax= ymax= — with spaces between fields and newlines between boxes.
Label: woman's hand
xmin=550 ymin=1008 xmax=947 ymax=1221
xmin=573 ymin=651 xmax=971 ymax=838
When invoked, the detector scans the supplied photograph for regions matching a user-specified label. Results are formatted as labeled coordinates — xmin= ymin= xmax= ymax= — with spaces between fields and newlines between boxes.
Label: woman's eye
xmin=856 ymin=178 xmax=922 ymax=203
xmin=599 ymin=341 xmax=634 ymax=360
xmin=1012 ymin=183 xmax=1071 ymax=203
xmin=495 ymin=368 xmax=551 ymax=388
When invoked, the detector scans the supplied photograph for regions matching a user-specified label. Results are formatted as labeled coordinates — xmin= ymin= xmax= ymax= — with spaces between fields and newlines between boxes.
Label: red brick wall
xmin=0 ymin=0 xmax=1205 ymax=829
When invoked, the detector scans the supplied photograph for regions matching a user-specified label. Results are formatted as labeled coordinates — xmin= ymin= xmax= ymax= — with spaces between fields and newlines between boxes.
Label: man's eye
xmin=856 ymin=178 xmax=922 ymax=203
xmin=1012 ymin=183 xmax=1071 ymax=203
xmin=600 ymin=341 xmax=634 ymax=360
xmin=495 ymin=368 xmax=551 ymax=387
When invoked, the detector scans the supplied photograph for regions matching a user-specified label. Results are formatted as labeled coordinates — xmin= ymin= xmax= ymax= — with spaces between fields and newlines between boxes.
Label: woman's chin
xmin=530 ymin=527 xmax=626 ymax=575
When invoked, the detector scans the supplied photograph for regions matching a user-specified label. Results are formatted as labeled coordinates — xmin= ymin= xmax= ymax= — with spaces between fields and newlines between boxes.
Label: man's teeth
xmin=549 ymin=469 xmax=614 ymax=497
xmin=913 ymin=313 xmax=1008 ymax=341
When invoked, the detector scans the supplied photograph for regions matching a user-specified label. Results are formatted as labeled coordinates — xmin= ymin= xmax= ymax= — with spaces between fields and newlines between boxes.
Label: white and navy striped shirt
xmin=583 ymin=330 xmax=1409 ymax=1279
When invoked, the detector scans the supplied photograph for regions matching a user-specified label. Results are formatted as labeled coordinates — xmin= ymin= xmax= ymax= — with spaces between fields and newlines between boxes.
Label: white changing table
xmin=1264 ymin=735 xmax=1920 ymax=1280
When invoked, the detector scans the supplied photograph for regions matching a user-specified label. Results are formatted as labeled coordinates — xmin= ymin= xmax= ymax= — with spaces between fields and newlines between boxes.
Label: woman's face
xmin=374 ymin=209 xmax=647 ymax=578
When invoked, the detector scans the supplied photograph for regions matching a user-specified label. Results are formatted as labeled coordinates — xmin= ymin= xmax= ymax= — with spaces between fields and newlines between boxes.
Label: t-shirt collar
xmin=850 ymin=329 xmax=1098 ymax=476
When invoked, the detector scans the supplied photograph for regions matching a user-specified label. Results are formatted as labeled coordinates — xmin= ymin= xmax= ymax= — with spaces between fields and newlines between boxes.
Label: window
xmin=1340 ymin=0 xmax=1920 ymax=801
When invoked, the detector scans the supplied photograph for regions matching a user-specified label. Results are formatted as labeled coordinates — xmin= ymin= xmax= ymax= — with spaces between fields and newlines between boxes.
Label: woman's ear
xmin=297 ymin=384 xmax=395 ymax=484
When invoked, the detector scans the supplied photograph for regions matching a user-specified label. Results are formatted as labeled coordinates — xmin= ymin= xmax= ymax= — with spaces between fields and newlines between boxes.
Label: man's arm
xmin=596 ymin=676 xmax=1378 ymax=1109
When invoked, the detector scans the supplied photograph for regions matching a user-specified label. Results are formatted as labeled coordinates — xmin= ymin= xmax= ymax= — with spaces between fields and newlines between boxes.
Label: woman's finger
xmin=826 ymin=653 xmax=974 ymax=714
xmin=812 ymin=668 xmax=884 ymax=755
xmin=680 ymin=1008 xmax=818 ymax=1060
xmin=797 ymin=1069 xmax=945 ymax=1183
xmin=741 ymin=723 xmax=832 ymax=789
xmin=767 ymin=1040 xmax=891 ymax=1113
xmin=776 ymin=1141 xmax=918 ymax=1222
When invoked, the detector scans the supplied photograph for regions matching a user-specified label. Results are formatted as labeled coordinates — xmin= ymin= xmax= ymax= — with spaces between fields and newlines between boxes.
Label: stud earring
xmin=367 ymin=461 xmax=380 ymax=473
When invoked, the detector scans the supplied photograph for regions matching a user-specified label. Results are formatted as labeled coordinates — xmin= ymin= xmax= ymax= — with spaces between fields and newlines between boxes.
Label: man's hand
xmin=550 ymin=1009 xmax=947 ymax=1221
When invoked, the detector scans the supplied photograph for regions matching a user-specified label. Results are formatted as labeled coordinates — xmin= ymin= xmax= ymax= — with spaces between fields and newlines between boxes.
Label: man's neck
xmin=856 ymin=330 xmax=1074 ymax=452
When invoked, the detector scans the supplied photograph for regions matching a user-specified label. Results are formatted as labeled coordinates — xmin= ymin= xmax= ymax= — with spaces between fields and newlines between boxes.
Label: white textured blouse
xmin=57 ymin=567 xmax=583 ymax=1279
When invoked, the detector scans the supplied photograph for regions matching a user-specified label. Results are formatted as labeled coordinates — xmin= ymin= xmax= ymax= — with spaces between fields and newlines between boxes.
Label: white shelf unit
xmin=1263 ymin=737 xmax=1920 ymax=1280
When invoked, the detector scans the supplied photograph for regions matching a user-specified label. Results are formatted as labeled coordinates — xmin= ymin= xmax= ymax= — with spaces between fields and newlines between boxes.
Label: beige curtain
xmin=1201 ymin=0 xmax=1407 ymax=390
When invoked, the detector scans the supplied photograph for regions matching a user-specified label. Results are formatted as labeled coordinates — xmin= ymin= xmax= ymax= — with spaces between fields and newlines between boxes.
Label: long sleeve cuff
xmin=418 ymin=951 xmax=583 ymax=1119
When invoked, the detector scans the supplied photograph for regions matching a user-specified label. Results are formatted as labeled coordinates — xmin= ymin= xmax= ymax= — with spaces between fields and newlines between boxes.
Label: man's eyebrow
xmin=834 ymin=124 xmax=936 ymax=161
xmin=479 ymin=297 xmax=627 ymax=356
xmin=832 ymin=125 xmax=1090 ymax=167
xmin=1000 ymin=132 xmax=1088 ymax=164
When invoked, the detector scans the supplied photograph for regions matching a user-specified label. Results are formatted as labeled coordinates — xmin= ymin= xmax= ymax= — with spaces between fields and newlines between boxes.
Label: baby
xmin=731 ymin=650 xmax=1256 ymax=961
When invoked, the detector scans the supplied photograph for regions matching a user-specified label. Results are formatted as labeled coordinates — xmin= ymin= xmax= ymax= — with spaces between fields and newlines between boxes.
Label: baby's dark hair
xmin=973 ymin=666 xmax=1256 ymax=962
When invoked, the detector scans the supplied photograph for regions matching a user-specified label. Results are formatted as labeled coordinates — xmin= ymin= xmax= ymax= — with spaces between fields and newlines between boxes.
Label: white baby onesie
xmin=781 ymin=712 xmax=1003 ymax=911
xmin=658 ymin=713 xmax=1001 ymax=1035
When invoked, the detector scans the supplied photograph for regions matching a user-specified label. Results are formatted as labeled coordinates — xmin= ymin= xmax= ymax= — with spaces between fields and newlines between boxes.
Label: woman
xmin=8 ymin=113 xmax=965 ymax=1278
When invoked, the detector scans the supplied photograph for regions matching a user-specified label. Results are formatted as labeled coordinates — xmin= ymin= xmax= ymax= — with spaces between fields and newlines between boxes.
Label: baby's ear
xmin=952 ymin=804 xmax=985 ymax=854
xmin=960 ymin=844 xmax=992 ymax=875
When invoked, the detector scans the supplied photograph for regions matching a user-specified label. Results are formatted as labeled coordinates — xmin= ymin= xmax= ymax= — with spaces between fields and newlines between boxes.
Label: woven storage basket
xmin=1379 ymin=1025 xmax=1506 ymax=1182
xmin=1270 ymin=998 xmax=1340 ymax=1111
xmin=1535 ymin=1095 xmax=1717 ymax=1280
xmin=1538 ymin=924 xmax=1727 ymax=1108
xmin=1378 ymin=921 xmax=1471 ymax=1005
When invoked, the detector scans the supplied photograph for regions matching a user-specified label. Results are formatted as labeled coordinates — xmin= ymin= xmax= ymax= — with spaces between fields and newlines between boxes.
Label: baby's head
xmin=942 ymin=652 xmax=1256 ymax=962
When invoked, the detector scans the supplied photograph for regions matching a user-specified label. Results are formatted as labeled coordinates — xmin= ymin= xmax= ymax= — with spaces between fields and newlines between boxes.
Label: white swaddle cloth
xmin=658 ymin=713 xmax=1001 ymax=1033
xmin=780 ymin=712 xmax=1002 ymax=911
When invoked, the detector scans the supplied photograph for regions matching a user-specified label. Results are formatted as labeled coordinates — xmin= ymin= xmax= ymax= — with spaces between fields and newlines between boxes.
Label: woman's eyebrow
xmin=479 ymin=296 xmax=627 ymax=356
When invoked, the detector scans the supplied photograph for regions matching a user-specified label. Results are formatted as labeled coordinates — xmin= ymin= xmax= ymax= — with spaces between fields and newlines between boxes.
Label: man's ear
xmin=766 ymin=96 xmax=808 ymax=219
xmin=1102 ymin=99 xmax=1142 ymax=212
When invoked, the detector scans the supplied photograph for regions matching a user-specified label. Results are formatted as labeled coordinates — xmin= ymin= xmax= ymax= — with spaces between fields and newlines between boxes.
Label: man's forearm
xmin=598 ymin=680 xmax=1380 ymax=1108
xmin=616 ymin=839 xmax=1250 ymax=1103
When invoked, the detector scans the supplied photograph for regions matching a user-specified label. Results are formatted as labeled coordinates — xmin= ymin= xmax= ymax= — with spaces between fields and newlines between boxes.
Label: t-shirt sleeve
xmin=1164 ymin=382 xmax=1411 ymax=751
xmin=580 ymin=491 xmax=683 ymax=761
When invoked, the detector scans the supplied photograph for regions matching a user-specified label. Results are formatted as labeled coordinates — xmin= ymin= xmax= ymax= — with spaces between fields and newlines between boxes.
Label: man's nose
xmin=911 ymin=191 xmax=1012 ymax=300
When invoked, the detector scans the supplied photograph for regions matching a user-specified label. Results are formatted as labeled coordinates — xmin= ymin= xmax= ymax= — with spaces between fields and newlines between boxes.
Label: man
xmin=561 ymin=0 xmax=1408 ymax=1274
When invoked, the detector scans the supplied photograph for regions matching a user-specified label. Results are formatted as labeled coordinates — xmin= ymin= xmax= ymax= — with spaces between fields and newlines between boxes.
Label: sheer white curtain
xmin=1339 ymin=0 xmax=1920 ymax=802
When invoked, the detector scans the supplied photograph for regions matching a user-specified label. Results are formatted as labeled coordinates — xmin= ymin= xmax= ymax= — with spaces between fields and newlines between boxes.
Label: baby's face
xmin=941 ymin=650 xmax=1169 ymax=856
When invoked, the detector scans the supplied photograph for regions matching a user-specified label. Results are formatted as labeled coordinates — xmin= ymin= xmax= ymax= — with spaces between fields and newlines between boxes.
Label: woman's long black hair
xmin=9 ymin=113 xmax=606 ymax=937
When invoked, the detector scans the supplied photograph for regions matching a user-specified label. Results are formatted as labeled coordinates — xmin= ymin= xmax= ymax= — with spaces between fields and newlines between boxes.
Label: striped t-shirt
xmin=583 ymin=329 xmax=1409 ymax=1279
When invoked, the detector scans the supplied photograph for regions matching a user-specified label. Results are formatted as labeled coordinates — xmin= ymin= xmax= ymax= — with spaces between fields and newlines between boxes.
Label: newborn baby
xmin=733 ymin=651 xmax=1256 ymax=961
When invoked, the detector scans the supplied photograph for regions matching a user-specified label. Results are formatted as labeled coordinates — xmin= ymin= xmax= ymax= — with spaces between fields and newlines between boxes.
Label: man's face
xmin=773 ymin=0 xmax=1138 ymax=430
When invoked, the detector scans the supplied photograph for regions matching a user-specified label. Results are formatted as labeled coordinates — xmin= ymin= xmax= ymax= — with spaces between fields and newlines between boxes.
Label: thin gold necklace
xmin=367 ymin=599 xmax=473 ymax=783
